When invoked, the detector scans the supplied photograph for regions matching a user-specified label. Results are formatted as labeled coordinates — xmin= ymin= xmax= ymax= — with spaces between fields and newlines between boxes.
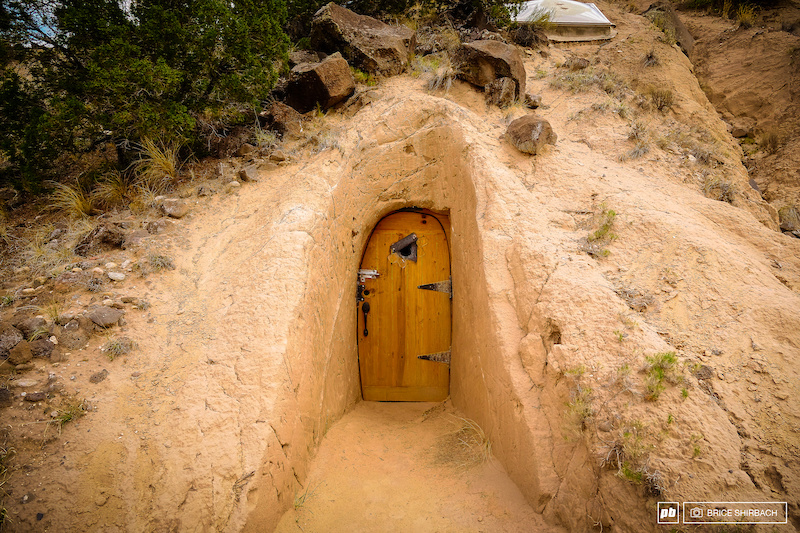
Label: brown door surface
xmin=358 ymin=211 xmax=451 ymax=401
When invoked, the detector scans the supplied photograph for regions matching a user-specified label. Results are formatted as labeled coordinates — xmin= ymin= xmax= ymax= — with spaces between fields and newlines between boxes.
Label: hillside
xmin=0 ymin=1 xmax=799 ymax=532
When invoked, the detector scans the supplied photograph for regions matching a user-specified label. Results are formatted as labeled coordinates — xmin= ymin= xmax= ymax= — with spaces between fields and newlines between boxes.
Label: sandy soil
xmin=274 ymin=402 xmax=561 ymax=533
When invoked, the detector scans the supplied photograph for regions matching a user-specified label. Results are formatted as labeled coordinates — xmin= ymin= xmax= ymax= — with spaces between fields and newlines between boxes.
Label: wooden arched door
xmin=357 ymin=211 xmax=451 ymax=401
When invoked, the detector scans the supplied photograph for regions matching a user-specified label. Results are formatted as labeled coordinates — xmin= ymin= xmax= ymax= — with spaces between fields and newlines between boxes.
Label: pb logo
xmin=658 ymin=502 xmax=680 ymax=524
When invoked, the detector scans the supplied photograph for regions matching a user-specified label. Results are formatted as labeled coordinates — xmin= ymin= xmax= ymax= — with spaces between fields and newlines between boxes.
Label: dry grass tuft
xmin=436 ymin=416 xmax=491 ymax=469
xmin=48 ymin=180 xmax=95 ymax=218
xmin=758 ymin=128 xmax=781 ymax=154
xmin=93 ymin=170 xmax=133 ymax=208
xmin=132 ymin=138 xmax=182 ymax=193
xmin=648 ymin=87 xmax=674 ymax=112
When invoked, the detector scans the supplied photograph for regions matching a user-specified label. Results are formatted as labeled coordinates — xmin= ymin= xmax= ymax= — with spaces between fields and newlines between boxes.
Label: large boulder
xmin=455 ymin=40 xmax=526 ymax=98
xmin=310 ymin=3 xmax=415 ymax=76
xmin=286 ymin=52 xmax=356 ymax=114
xmin=506 ymin=115 xmax=557 ymax=155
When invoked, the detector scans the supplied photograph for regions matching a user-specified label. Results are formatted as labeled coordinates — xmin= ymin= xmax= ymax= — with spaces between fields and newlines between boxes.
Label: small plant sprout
xmin=614 ymin=329 xmax=626 ymax=343
xmin=681 ymin=387 xmax=689 ymax=399
xmin=667 ymin=413 xmax=674 ymax=425
xmin=644 ymin=351 xmax=678 ymax=401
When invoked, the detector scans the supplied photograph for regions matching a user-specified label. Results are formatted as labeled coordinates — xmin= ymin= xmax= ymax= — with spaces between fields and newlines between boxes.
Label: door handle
xmin=362 ymin=302 xmax=370 ymax=337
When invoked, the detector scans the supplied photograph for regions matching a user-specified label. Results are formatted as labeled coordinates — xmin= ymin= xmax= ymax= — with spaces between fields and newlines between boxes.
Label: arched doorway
xmin=357 ymin=210 xmax=452 ymax=401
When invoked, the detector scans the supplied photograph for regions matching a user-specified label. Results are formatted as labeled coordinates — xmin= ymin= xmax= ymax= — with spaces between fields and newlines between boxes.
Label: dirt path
xmin=274 ymin=402 xmax=561 ymax=533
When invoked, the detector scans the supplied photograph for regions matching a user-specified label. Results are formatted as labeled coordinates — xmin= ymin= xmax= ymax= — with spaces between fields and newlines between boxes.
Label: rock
xmin=20 ymin=288 xmax=36 ymax=296
xmin=226 ymin=181 xmax=241 ymax=191
xmin=59 ymin=321 xmax=91 ymax=350
xmin=643 ymin=1 xmax=695 ymax=56
xmin=13 ymin=316 xmax=46 ymax=340
xmin=89 ymin=369 xmax=109 ymax=384
xmin=108 ymin=272 xmax=125 ymax=282
xmin=8 ymin=340 xmax=32 ymax=365
xmin=238 ymin=166 xmax=258 ymax=183
xmin=146 ymin=218 xmax=175 ymax=235
xmin=506 ymin=115 xmax=557 ymax=155
xmin=523 ymin=93 xmax=542 ymax=109
xmin=56 ymin=310 xmax=77 ymax=326
xmin=455 ymin=40 xmax=526 ymax=97
xmin=236 ymin=143 xmax=256 ymax=157
xmin=104 ymin=262 xmax=117 ymax=270
xmin=11 ymin=378 xmax=38 ymax=388
xmin=289 ymin=50 xmax=324 ymax=67
xmin=74 ymin=223 xmax=127 ymax=257
xmin=260 ymin=102 xmax=305 ymax=139
xmin=29 ymin=339 xmax=55 ymax=359
xmin=285 ymin=52 xmax=356 ymax=114
xmin=0 ymin=324 xmax=24 ymax=358
xmin=86 ymin=307 xmax=124 ymax=328
xmin=564 ymin=57 xmax=590 ymax=71
xmin=13 ymin=363 xmax=33 ymax=372
xmin=485 ymin=77 xmax=517 ymax=108
xmin=0 ymin=388 xmax=12 ymax=408
xmin=269 ymin=150 xmax=288 ymax=162
xmin=160 ymin=199 xmax=189 ymax=219
xmin=24 ymin=392 xmax=46 ymax=402
xmin=121 ymin=259 xmax=132 ymax=269
xmin=54 ymin=271 xmax=88 ymax=293
xmin=120 ymin=296 xmax=139 ymax=305
xmin=310 ymin=3 xmax=415 ymax=76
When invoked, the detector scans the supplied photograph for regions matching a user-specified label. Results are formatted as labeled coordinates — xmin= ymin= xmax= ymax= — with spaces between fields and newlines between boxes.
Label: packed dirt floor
xmin=273 ymin=402 xmax=561 ymax=533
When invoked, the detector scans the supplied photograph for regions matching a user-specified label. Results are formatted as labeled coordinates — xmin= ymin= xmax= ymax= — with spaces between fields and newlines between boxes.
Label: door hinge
xmin=417 ymin=349 xmax=451 ymax=365
xmin=418 ymin=278 xmax=452 ymax=298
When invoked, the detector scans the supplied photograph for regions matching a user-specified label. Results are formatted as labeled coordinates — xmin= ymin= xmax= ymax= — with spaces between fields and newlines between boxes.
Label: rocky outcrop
xmin=286 ymin=52 xmax=356 ymax=113
xmin=506 ymin=115 xmax=557 ymax=154
xmin=310 ymin=3 xmax=415 ymax=76
xmin=260 ymin=102 xmax=304 ymax=138
xmin=455 ymin=40 xmax=526 ymax=99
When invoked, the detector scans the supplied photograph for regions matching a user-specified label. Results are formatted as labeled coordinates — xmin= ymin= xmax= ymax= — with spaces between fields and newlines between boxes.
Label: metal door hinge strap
xmin=418 ymin=278 xmax=452 ymax=298
xmin=417 ymin=349 xmax=451 ymax=365
xmin=358 ymin=269 xmax=380 ymax=282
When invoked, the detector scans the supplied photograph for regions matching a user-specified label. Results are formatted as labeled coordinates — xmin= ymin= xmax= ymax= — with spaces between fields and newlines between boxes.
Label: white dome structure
xmin=513 ymin=0 xmax=616 ymax=42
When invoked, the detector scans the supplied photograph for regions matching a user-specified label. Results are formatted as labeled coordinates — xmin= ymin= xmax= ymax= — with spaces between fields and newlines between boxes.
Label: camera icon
xmin=690 ymin=507 xmax=704 ymax=519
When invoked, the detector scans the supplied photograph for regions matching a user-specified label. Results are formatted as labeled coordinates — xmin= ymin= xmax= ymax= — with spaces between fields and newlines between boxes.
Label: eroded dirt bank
xmin=3 ymin=4 xmax=800 ymax=531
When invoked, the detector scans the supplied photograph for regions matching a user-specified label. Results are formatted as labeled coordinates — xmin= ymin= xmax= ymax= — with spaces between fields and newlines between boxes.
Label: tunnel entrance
xmin=357 ymin=210 xmax=452 ymax=401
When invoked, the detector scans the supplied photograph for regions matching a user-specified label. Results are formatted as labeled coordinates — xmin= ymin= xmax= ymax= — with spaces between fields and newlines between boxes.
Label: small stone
xmin=120 ymin=296 xmax=139 ymax=305
xmin=506 ymin=115 xmax=557 ymax=155
xmin=102 ymin=299 xmax=114 ymax=306
xmin=72 ymin=267 xmax=83 ymax=273
xmin=24 ymin=391 xmax=46 ymax=402
xmin=92 ymin=267 xmax=105 ymax=275
xmin=160 ymin=199 xmax=189 ymax=219
xmin=13 ymin=363 xmax=34 ymax=372
xmin=598 ymin=420 xmax=614 ymax=432
xmin=226 ymin=181 xmax=241 ymax=190
xmin=269 ymin=150 xmax=287 ymax=162
xmin=197 ymin=185 xmax=214 ymax=197
xmin=8 ymin=340 xmax=32 ymax=365
xmin=21 ymin=288 xmax=35 ymax=295
xmin=236 ymin=143 xmax=255 ymax=157
xmin=0 ymin=388 xmax=12 ymax=408
xmin=11 ymin=379 xmax=38 ymax=388
xmin=108 ymin=272 xmax=125 ymax=282
xmin=775 ymin=392 xmax=788 ymax=400
xmin=89 ymin=369 xmax=109 ymax=384
xmin=238 ymin=166 xmax=258 ymax=183
xmin=86 ymin=307 xmax=124 ymax=328
xmin=121 ymin=260 xmax=132 ymax=269
xmin=29 ymin=339 xmax=55 ymax=359
xmin=104 ymin=262 xmax=117 ymax=270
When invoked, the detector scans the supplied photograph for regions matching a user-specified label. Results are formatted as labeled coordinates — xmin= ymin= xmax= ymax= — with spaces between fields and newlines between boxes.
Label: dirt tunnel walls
xmin=238 ymin=96 xmax=588 ymax=531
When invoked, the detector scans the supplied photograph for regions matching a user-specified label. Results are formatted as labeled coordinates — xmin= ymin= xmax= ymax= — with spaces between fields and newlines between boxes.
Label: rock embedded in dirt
xmin=59 ymin=319 xmax=92 ymax=349
xmin=310 ymin=3 xmax=415 ymax=76
xmin=13 ymin=316 xmax=46 ymax=339
xmin=146 ymin=218 xmax=175 ymax=235
xmin=86 ymin=307 xmax=124 ymax=328
xmin=8 ymin=340 xmax=32 ymax=365
xmin=54 ymin=271 xmax=88 ymax=294
xmin=485 ymin=77 xmax=516 ymax=108
xmin=0 ymin=323 xmax=24 ymax=357
xmin=236 ymin=143 xmax=256 ymax=157
xmin=0 ymin=388 xmax=11 ymax=408
xmin=506 ymin=115 xmax=557 ymax=155
xmin=285 ymin=52 xmax=356 ymax=114
xmin=160 ymin=199 xmax=189 ymax=219
xmin=29 ymin=339 xmax=55 ymax=359
xmin=269 ymin=150 xmax=288 ymax=162
xmin=523 ymin=92 xmax=542 ymax=109
xmin=108 ymin=272 xmax=125 ymax=282
xmin=89 ymin=369 xmax=109 ymax=384
xmin=455 ymin=40 xmax=526 ymax=98
xmin=564 ymin=56 xmax=590 ymax=71
xmin=260 ymin=102 xmax=304 ymax=139
xmin=238 ymin=166 xmax=258 ymax=183
xmin=24 ymin=391 xmax=46 ymax=402
xmin=74 ymin=223 xmax=127 ymax=257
